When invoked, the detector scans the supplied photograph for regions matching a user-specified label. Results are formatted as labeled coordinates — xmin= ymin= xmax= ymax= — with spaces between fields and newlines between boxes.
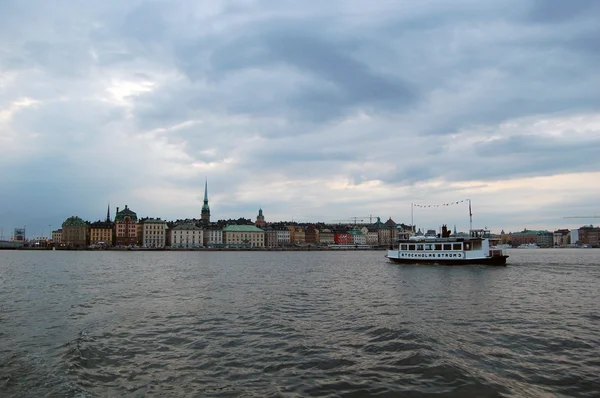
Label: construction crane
xmin=331 ymin=216 xmax=374 ymax=225
xmin=563 ymin=214 xmax=599 ymax=219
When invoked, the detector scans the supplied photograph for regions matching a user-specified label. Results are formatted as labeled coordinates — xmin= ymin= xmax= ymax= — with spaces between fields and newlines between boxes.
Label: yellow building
xmin=223 ymin=225 xmax=265 ymax=247
xmin=89 ymin=221 xmax=114 ymax=246
xmin=294 ymin=227 xmax=306 ymax=244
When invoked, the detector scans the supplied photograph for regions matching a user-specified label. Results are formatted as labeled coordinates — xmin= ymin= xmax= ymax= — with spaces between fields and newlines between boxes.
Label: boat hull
xmin=387 ymin=255 xmax=508 ymax=266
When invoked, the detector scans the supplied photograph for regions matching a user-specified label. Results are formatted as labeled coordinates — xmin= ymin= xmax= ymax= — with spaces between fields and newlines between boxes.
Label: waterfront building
xmin=570 ymin=229 xmax=580 ymax=245
xmin=365 ymin=228 xmax=379 ymax=245
xmin=223 ymin=225 xmax=265 ymax=247
xmin=140 ymin=218 xmax=167 ymax=247
xmin=263 ymin=227 xmax=291 ymax=247
xmin=578 ymin=225 xmax=600 ymax=247
xmin=349 ymin=228 xmax=366 ymax=245
xmin=170 ymin=223 xmax=203 ymax=248
xmin=255 ymin=208 xmax=266 ymax=227
xmin=89 ymin=221 xmax=114 ymax=246
xmin=201 ymin=179 xmax=211 ymax=224
xmin=553 ymin=229 xmax=570 ymax=247
xmin=319 ymin=229 xmax=335 ymax=245
xmin=269 ymin=227 xmax=291 ymax=246
xmin=264 ymin=227 xmax=278 ymax=247
xmin=511 ymin=229 xmax=553 ymax=247
xmin=114 ymin=205 xmax=138 ymax=246
xmin=62 ymin=216 xmax=88 ymax=248
xmin=52 ymin=229 xmax=63 ymax=243
xmin=293 ymin=226 xmax=306 ymax=244
xmin=204 ymin=226 xmax=223 ymax=246
xmin=305 ymin=225 xmax=319 ymax=244
xmin=287 ymin=225 xmax=296 ymax=244
xmin=374 ymin=217 xmax=391 ymax=245
xmin=334 ymin=229 xmax=352 ymax=245
xmin=385 ymin=217 xmax=398 ymax=242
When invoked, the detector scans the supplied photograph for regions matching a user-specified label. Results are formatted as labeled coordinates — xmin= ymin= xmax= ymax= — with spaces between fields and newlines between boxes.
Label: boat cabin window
xmin=435 ymin=244 xmax=442 ymax=250
xmin=453 ymin=243 xmax=462 ymax=251
xmin=464 ymin=242 xmax=471 ymax=251
xmin=443 ymin=244 xmax=452 ymax=250
xmin=401 ymin=244 xmax=408 ymax=250
xmin=408 ymin=244 xmax=416 ymax=250
xmin=472 ymin=240 xmax=482 ymax=250
xmin=417 ymin=244 xmax=424 ymax=251
xmin=424 ymin=244 xmax=433 ymax=250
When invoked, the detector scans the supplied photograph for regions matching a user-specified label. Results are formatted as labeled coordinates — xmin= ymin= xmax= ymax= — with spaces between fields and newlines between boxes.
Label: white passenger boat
xmin=387 ymin=227 xmax=509 ymax=266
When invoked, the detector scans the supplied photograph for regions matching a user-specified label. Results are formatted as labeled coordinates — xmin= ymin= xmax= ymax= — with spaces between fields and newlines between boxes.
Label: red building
xmin=334 ymin=232 xmax=351 ymax=244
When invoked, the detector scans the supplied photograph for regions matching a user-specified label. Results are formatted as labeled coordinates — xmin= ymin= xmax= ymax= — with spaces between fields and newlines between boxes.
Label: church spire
xmin=201 ymin=178 xmax=211 ymax=223
xmin=204 ymin=178 xmax=208 ymax=202
xmin=106 ymin=203 xmax=111 ymax=222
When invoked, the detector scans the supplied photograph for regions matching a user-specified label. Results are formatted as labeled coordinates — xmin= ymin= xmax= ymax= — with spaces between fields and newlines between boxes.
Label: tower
xmin=201 ymin=179 xmax=211 ymax=223
xmin=256 ymin=208 xmax=266 ymax=227
xmin=106 ymin=203 xmax=111 ymax=222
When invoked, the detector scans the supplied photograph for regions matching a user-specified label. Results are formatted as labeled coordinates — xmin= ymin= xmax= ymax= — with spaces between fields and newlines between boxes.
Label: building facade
xmin=578 ymin=225 xmax=600 ymax=247
xmin=223 ymin=225 xmax=265 ymax=247
xmin=365 ymin=228 xmax=379 ymax=245
xmin=52 ymin=229 xmax=63 ymax=243
xmin=293 ymin=227 xmax=306 ymax=244
xmin=89 ymin=221 xmax=114 ymax=246
xmin=114 ymin=205 xmax=139 ymax=246
xmin=553 ymin=229 xmax=570 ymax=247
xmin=204 ymin=227 xmax=223 ymax=246
xmin=62 ymin=216 xmax=88 ymax=248
xmin=510 ymin=229 xmax=553 ymax=247
xmin=319 ymin=229 xmax=335 ymax=245
xmin=141 ymin=218 xmax=167 ymax=247
xmin=305 ymin=225 xmax=319 ymax=244
xmin=334 ymin=231 xmax=352 ymax=245
xmin=349 ymin=228 xmax=366 ymax=245
xmin=170 ymin=223 xmax=203 ymax=248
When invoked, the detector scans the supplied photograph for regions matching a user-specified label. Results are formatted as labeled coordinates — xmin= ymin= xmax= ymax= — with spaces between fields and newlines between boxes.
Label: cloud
xmin=0 ymin=0 xmax=599 ymax=236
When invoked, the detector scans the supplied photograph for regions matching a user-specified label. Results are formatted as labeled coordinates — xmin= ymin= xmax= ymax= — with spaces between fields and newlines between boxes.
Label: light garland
xmin=413 ymin=200 xmax=469 ymax=208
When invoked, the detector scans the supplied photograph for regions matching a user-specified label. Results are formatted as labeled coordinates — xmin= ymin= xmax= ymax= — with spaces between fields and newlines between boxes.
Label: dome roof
xmin=115 ymin=205 xmax=138 ymax=222
xmin=62 ymin=216 xmax=88 ymax=227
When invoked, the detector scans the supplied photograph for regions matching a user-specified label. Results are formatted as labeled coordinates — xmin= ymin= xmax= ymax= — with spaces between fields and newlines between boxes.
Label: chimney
xmin=116 ymin=207 xmax=120 ymax=214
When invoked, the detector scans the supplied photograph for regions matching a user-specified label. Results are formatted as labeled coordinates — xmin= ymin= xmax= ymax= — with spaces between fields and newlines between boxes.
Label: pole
xmin=468 ymin=199 xmax=473 ymax=232
xmin=411 ymin=203 xmax=414 ymax=234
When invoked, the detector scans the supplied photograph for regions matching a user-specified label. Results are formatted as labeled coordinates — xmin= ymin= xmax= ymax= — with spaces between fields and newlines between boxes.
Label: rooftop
xmin=222 ymin=225 xmax=265 ymax=232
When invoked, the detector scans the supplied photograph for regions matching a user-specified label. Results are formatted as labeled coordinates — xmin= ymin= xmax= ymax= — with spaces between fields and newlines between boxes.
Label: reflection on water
xmin=1 ymin=249 xmax=599 ymax=397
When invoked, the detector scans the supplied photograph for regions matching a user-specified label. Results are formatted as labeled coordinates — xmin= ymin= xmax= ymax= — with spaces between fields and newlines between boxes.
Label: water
xmin=1 ymin=249 xmax=599 ymax=397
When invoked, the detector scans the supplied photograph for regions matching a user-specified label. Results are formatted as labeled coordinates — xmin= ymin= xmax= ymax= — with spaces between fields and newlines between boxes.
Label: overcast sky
xmin=1 ymin=0 xmax=599 ymax=238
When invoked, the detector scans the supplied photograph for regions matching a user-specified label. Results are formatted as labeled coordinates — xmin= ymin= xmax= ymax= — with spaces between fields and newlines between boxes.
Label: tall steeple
xmin=201 ymin=178 xmax=211 ymax=223
xmin=106 ymin=203 xmax=111 ymax=222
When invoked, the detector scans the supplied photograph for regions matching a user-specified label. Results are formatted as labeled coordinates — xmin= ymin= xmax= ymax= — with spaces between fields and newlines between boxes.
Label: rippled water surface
xmin=1 ymin=249 xmax=599 ymax=397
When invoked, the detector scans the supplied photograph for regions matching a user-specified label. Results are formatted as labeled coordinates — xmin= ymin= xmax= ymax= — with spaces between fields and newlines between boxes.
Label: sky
xmin=1 ymin=0 xmax=599 ymax=239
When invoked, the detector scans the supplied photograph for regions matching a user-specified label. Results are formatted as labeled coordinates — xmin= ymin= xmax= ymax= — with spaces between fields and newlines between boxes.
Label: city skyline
xmin=1 ymin=1 xmax=599 ymax=236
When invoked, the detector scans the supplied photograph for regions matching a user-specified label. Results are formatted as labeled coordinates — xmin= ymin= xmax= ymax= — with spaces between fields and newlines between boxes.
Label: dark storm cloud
xmin=1 ymin=0 xmax=600 ymax=233
xmin=529 ymin=0 xmax=600 ymax=23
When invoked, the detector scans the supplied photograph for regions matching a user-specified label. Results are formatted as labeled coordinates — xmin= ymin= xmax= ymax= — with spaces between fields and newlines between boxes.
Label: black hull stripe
xmin=387 ymin=256 xmax=508 ymax=266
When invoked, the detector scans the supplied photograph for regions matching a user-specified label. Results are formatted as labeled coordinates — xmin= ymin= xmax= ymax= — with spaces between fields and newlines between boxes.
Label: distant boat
xmin=517 ymin=243 xmax=540 ymax=249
